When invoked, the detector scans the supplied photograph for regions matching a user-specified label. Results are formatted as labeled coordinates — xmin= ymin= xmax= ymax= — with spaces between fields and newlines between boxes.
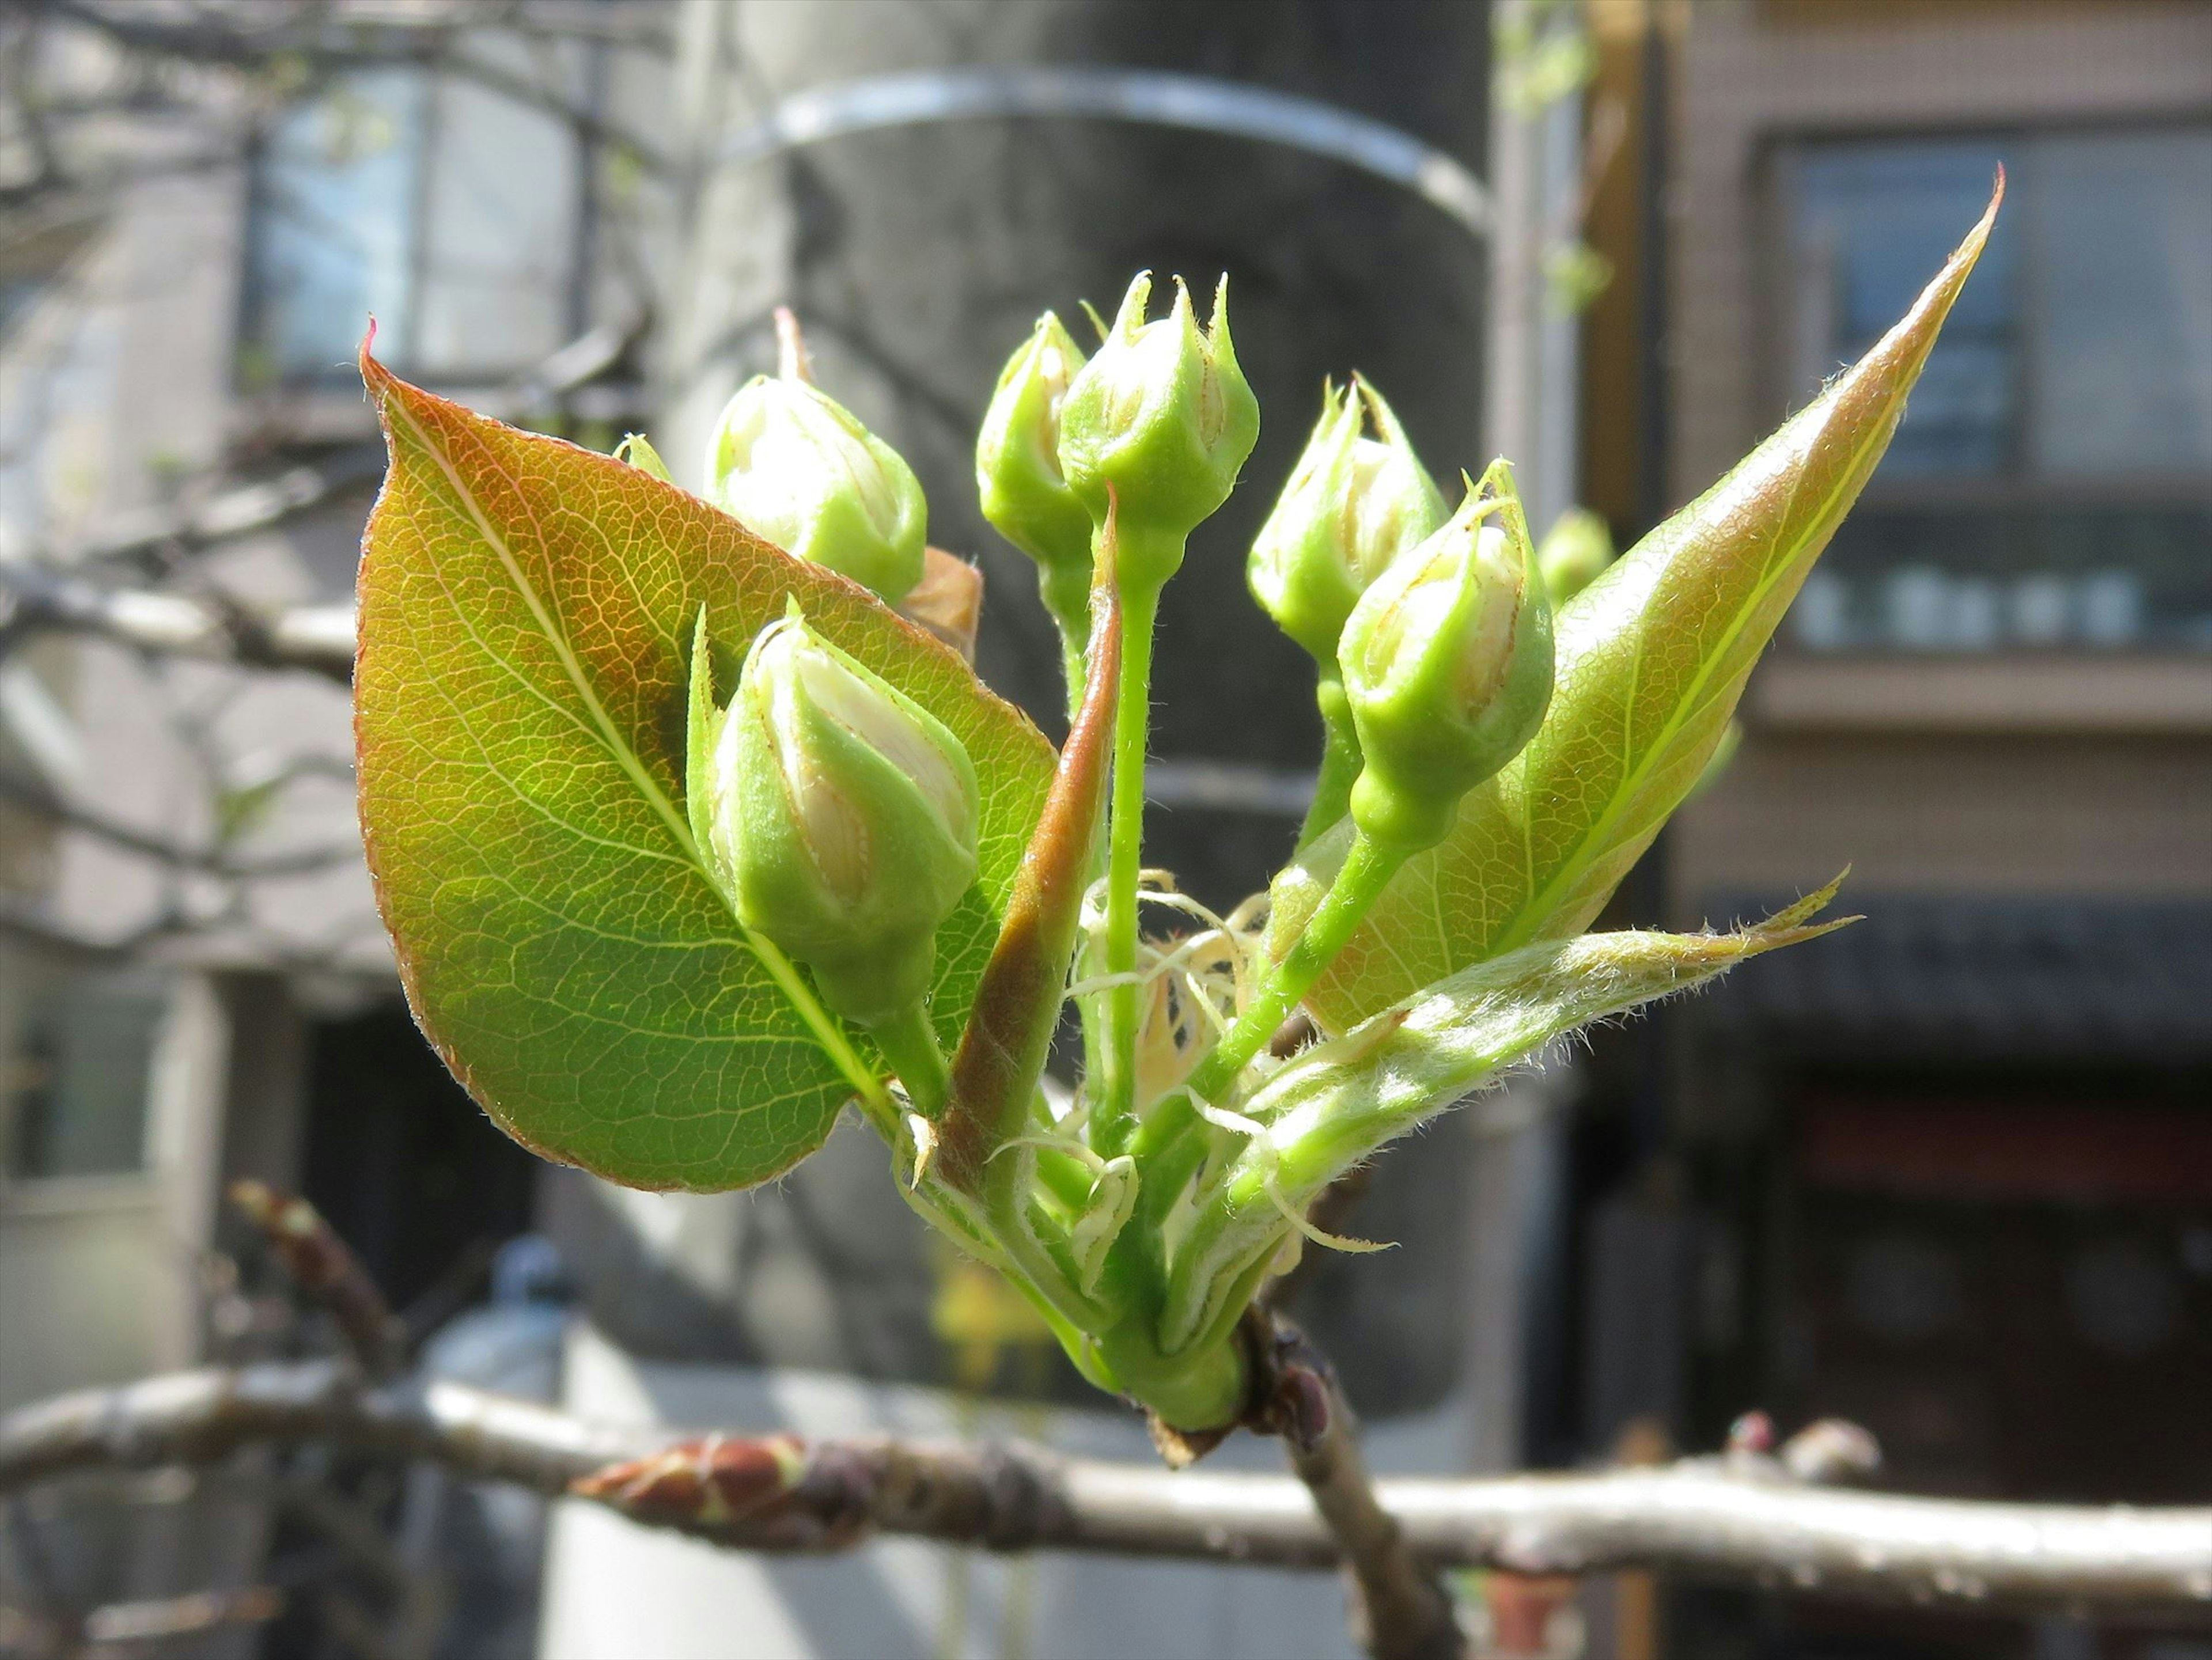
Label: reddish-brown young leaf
xmin=937 ymin=544 xmax=1122 ymax=1193
xmin=355 ymin=356 xmax=1051 ymax=1191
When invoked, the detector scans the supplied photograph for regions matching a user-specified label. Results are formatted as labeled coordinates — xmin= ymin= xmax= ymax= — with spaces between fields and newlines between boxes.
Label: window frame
xmin=1758 ymin=114 xmax=2212 ymax=658
xmin=234 ymin=48 xmax=600 ymax=398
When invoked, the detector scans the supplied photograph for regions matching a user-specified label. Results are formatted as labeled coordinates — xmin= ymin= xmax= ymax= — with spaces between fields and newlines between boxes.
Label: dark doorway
xmin=301 ymin=1001 xmax=537 ymax=1319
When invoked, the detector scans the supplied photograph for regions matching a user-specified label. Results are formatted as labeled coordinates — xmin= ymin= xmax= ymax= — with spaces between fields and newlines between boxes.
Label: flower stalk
xmin=1056 ymin=273 xmax=1259 ymax=1155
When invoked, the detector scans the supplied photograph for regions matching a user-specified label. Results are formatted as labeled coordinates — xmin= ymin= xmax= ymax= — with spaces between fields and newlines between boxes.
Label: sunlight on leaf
xmin=355 ymin=358 xmax=1051 ymax=1191
xmin=1272 ymin=183 xmax=1999 ymax=1032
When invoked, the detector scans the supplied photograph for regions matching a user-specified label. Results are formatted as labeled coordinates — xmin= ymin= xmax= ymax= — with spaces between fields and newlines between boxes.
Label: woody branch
xmin=4 ymin=1360 xmax=2209 ymax=1617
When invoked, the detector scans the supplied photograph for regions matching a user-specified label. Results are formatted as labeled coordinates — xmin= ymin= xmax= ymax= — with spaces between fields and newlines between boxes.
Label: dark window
xmin=0 ymin=953 xmax=169 ymax=1180
xmin=238 ymin=48 xmax=584 ymax=391
xmin=1778 ymin=129 xmax=2212 ymax=654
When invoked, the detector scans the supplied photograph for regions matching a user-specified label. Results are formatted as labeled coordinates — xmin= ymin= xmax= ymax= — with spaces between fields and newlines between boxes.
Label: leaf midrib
xmin=1484 ymin=423 xmax=1849 ymax=962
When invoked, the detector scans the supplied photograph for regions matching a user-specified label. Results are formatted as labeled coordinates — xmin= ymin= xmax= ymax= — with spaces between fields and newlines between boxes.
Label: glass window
xmin=240 ymin=53 xmax=582 ymax=389
xmin=1781 ymin=129 xmax=2212 ymax=655
xmin=1790 ymin=139 xmax=2019 ymax=480
xmin=2031 ymin=132 xmax=2212 ymax=478
xmin=1 ymin=954 xmax=169 ymax=1181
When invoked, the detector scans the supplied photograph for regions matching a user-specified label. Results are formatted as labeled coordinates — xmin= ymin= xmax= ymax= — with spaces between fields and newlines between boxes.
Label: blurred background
xmin=0 ymin=2 xmax=2206 ymax=1657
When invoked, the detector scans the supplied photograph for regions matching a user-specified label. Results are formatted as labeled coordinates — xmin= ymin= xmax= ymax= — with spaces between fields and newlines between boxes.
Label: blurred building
xmin=0 ymin=2 xmax=665 ymax=1411
xmin=0 ymin=3 xmax=1536 ymax=1657
xmin=1571 ymin=2 xmax=2212 ymax=1655
xmin=0 ymin=9 xmax=664 ymax=1654
xmin=2 ymin=1 xmax=2207 ymax=1657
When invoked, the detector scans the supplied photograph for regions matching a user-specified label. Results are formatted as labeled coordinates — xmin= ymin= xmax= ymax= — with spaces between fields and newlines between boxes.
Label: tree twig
xmin=58 ymin=448 xmax=389 ymax=577
xmin=0 ymin=892 xmax=186 ymax=962
xmin=1236 ymin=1318 xmax=1461 ymax=1658
xmin=228 ymin=1183 xmax=407 ymax=1378
xmin=6 ymin=1362 xmax=2211 ymax=1616
xmin=80 ymin=1585 xmax=284 ymax=1652
xmin=40 ymin=0 xmax=673 ymax=175
xmin=0 ymin=766 xmax=356 ymax=880
xmin=0 ymin=562 xmax=357 ymax=680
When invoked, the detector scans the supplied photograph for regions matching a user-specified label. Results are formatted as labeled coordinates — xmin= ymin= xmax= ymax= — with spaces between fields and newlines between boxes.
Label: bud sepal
xmin=615 ymin=432 xmax=673 ymax=482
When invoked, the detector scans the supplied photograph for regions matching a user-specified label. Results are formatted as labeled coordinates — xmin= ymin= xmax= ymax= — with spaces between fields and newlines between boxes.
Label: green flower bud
xmin=1248 ymin=378 xmax=1448 ymax=666
xmin=1536 ymin=506 xmax=1616 ymax=609
xmin=705 ymin=376 xmax=928 ymax=605
xmin=1340 ymin=471 xmax=1555 ymax=853
xmin=1057 ymin=272 xmax=1259 ymax=590
xmin=976 ymin=311 xmax=1093 ymax=625
xmin=706 ymin=606 xmax=979 ymax=1028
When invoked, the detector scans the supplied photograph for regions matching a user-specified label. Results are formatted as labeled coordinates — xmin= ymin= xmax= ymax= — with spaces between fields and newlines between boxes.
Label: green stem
xmin=1181 ymin=829 xmax=1406 ymax=1105
xmin=1093 ymin=1316 xmax=1248 ymax=1431
xmin=870 ymin=1002 xmax=950 ymax=1119
xmin=1297 ymin=670 xmax=1362 ymax=851
xmin=1040 ymin=563 xmax=1093 ymax=723
xmin=1090 ymin=574 xmax=1165 ymax=1157
xmin=983 ymin=1147 xmax=1113 ymax=1332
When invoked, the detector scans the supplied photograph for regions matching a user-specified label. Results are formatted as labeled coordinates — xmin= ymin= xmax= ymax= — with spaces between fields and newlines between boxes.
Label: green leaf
xmin=355 ymin=357 xmax=1052 ymax=1192
xmin=1273 ymin=184 xmax=1999 ymax=1030
xmin=1164 ymin=885 xmax=1853 ymax=1353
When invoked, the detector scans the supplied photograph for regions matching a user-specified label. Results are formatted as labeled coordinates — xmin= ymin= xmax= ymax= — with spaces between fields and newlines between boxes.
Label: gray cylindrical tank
xmin=584 ymin=0 xmax=1493 ymax=1419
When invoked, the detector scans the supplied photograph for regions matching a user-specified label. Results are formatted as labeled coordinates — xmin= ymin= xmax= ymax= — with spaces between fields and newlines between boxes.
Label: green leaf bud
xmin=613 ymin=431 xmax=672 ymax=482
xmin=976 ymin=311 xmax=1093 ymax=625
xmin=1340 ymin=469 xmax=1555 ymax=853
xmin=1535 ymin=505 xmax=1616 ymax=609
xmin=1057 ymin=272 xmax=1259 ymax=590
xmin=1070 ymin=1153 xmax=1138 ymax=1295
xmin=706 ymin=605 xmax=979 ymax=1028
xmin=706 ymin=376 xmax=928 ymax=605
xmin=1248 ymin=378 xmax=1448 ymax=666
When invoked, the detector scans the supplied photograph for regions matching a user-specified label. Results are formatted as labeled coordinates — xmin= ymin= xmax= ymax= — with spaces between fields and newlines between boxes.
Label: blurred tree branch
xmin=24 ymin=0 xmax=673 ymax=184
xmin=5 ymin=1361 xmax=2211 ymax=1618
xmin=0 ymin=562 xmax=357 ymax=680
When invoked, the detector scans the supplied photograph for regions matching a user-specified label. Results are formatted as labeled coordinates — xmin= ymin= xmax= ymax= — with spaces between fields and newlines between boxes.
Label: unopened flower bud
xmin=706 ymin=377 xmax=928 ymax=605
xmin=1340 ymin=472 xmax=1554 ymax=852
xmin=706 ymin=607 xmax=979 ymax=1028
xmin=1249 ymin=378 xmax=1447 ymax=666
xmin=977 ymin=311 xmax=1093 ymax=631
xmin=1057 ymin=272 xmax=1259 ymax=592
xmin=1536 ymin=506 xmax=1615 ymax=609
